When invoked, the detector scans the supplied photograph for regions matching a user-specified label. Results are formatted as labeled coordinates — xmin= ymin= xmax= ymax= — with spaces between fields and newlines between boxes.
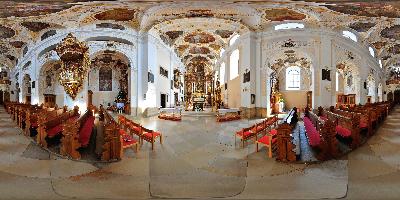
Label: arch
xmin=22 ymin=74 xmax=31 ymax=104
xmin=229 ymin=34 xmax=240 ymax=46
xmin=89 ymin=51 xmax=131 ymax=109
xmin=368 ymin=46 xmax=375 ymax=57
xmin=86 ymin=36 xmax=133 ymax=45
xmin=38 ymin=60 xmax=63 ymax=107
xmin=342 ymin=30 xmax=358 ymax=42
xmin=90 ymin=49 xmax=133 ymax=67
xmin=274 ymin=22 xmax=304 ymax=30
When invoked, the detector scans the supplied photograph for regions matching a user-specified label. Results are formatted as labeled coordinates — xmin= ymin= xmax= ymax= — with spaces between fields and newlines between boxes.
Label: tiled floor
xmin=0 ymin=106 xmax=400 ymax=199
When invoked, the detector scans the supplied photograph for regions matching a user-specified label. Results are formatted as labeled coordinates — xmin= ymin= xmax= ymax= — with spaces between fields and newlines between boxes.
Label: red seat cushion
xmin=130 ymin=125 xmax=141 ymax=133
xmin=119 ymin=129 xmax=127 ymax=135
xmin=121 ymin=134 xmax=138 ymax=147
xmin=336 ymin=125 xmax=352 ymax=137
xmin=143 ymin=131 xmax=161 ymax=139
xmin=47 ymin=125 xmax=62 ymax=137
xmin=359 ymin=119 xmax=368 ymax=128
xmin=320 ymin=116 xmax=328 ymax=121
xmin=270 ymin=129 xmax=278 ymax=135
xmin=236 ymin=131 xmax=252 ymax=138
xmin=257 ymin=135 xmax=277 ymax=146
xmin=79 ymin=116 xmax=95 ymax=147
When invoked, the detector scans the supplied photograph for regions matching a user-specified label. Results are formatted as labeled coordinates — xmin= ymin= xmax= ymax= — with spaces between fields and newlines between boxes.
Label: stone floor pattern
xmin=1 ymin=106 xmax=400 ymax=199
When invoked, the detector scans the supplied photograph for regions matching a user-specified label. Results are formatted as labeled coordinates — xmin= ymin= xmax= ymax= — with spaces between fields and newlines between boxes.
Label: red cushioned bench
xmin=78 ymin=116 xmax=95 ymax=147
xmin=303 ymin=117 xmax=321 ymax=147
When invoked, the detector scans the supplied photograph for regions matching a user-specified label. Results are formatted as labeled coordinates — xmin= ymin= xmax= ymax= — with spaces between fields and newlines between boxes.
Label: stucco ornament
xmin=55 ymin=33 xmax=91 ymax=99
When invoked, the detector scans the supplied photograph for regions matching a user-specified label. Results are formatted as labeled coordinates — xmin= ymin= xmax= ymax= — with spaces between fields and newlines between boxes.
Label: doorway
xmin=395 ymin=90 xmax=400 ymax=104
xmin=0 ymin=90 xmax=4 ymax=105
xmin=161 ymin=93 xmax=166 ymax=108
xmin=306 ymin=91 xmax=312 ymax=108
xmin=388 ymin=92 xmax=393 ymax=102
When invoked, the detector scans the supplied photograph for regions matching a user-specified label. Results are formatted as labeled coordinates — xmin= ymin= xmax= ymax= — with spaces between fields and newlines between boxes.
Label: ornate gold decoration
xmin=56 ymin=33 xmax=90 ymax=99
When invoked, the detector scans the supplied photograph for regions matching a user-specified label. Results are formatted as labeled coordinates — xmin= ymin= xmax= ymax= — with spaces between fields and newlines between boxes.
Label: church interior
xmin=1 ymin=0 xmax=400 ymax=199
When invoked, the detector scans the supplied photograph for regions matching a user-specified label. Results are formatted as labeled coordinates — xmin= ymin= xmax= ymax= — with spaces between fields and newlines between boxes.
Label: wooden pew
xmin=25 ymin=106 xmax=67 ymax=137
xmin=99 ymin=106 xmax=126 ymax=161
xmin=325 ymin=109 xmax=361 ymax=149
xmin=60 ymin=109 xmax=95 ymax=159
xmin=275 ymin=123 xmax=296 ymax=162
xmin=304 ymin=108 xmax=339 ymax=160
xmin=37 ymin=106 xmax=80 ymax=148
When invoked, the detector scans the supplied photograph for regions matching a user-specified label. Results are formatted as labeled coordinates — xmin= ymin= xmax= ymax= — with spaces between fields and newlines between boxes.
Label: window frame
xmin=274 ymin=23 xmax=305 ymax=30
xmin=286 ymin=66 xmax=301 ymax=90
xmin=229 ymin=49 xmax=239 ymax=80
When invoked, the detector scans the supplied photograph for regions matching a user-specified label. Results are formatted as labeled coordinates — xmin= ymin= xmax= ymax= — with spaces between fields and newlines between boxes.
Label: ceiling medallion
xmin=55 ymin=33 xmax=90 ymax=100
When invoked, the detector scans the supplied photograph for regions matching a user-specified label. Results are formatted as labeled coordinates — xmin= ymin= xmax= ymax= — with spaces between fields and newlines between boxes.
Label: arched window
xmin=99 ymin=67 xmax=112 ymax=91
xmin=342 ymin=30 xmax=357 ymax=42
xmin=220 ymin=48 xmax=225 ymax=57
xmin=369 ymin=46 xmax=375 ymax=57
xmin=229 ymin=34 xmax=240 ymax=46
xmin=220 ymin=62 xmax=225 ymax=85
xmin=286 ymin=66 xmax=300 ymax=90
xmin=336 ymin=72 xmax=339 ymax=92
xmin=229 ymin=49 xmax=239 ymax=80
xmin=274 ymin=23 xmax=304 ymax=30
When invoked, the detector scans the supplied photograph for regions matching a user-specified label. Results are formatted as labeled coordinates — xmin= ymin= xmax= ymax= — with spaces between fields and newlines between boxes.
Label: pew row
xmin=60 ymin=110 xmax=95 ymax=159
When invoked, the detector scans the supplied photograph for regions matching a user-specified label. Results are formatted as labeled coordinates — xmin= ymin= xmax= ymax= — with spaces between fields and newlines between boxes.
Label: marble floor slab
xmin=0 ymin=106 xmax=400 ymax=199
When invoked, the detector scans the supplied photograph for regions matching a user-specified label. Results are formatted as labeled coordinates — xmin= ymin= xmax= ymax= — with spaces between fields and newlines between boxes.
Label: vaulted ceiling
xmin=1 ymin=0 xmax=400 ymax=77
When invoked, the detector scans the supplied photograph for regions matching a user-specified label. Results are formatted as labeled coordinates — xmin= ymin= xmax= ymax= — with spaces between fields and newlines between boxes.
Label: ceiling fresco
xmin=0 ymin=45 xmax=9 ymax=54
xmin=0 ymin=25 xmax=15 ymax=39
xmin=348 ymin=22 xmax=376 ymax=32
xmin=388 ymin=44 xmax=400 ymax=54
xmin=372 ymin=41 xmax=387 ymax=51
xmin=189 ymin=47 xmax=211 ymax=54
xmin=263 ymin=8 xmax=307 ymax=21
xmin=214 ymin=30 xmax=234 ymax=39
xmin=0 ymin=0 xmax=399 ymax=75
xmin=381 ymin=25 xmax=400 ymax=40
xmin=21 ymin=21 xmax=51 ymax=32
xmin=165 ymin=31 xmax=184 ymax=40
xmin=9 ymin=41 xmax=25 ymax=49
xmin=94 ymin=8 xmax=137 ymax=21
xmin=184 ymin=32 xmax=216 ymax=44
xmin=325 ymin=3 xmax=400 ymax=18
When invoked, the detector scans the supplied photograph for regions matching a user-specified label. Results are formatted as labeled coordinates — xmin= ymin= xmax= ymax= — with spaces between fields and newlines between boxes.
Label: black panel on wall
xmin=224 ymin=83 xmax=227 ymax=90
xmin=243 ymin=71 xmax=250 ymax=83
xmin=31 ymin=81 xmax=35 ymax=89
xmin=364 ymin=82 xmax=367 ymax=89
xmin=148 ymin=72 xmax=154 ymax=83
xmin=322 ymin=69 xmax=331 ymax=81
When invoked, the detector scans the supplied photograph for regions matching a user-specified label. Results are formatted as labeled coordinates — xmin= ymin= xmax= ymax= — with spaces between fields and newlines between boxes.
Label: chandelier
xmin=55 ymin=33 xmax=90 ymax=99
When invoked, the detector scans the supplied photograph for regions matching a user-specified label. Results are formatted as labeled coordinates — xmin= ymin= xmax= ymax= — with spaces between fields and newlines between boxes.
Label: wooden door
xmin=388 ymin=92 xmax=393 ymax=102
xmin=306 ymin=91 xmax=312 ymax=108
xmin=4 ymin=91 xmax=10 ymax=102
xmin=0 ymin=90 xmax=4 ymax=105
xmin=395 ymin=90 xmax=400 ymax=104
xmin=161 ymin=94 xmax=166 ymax=108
